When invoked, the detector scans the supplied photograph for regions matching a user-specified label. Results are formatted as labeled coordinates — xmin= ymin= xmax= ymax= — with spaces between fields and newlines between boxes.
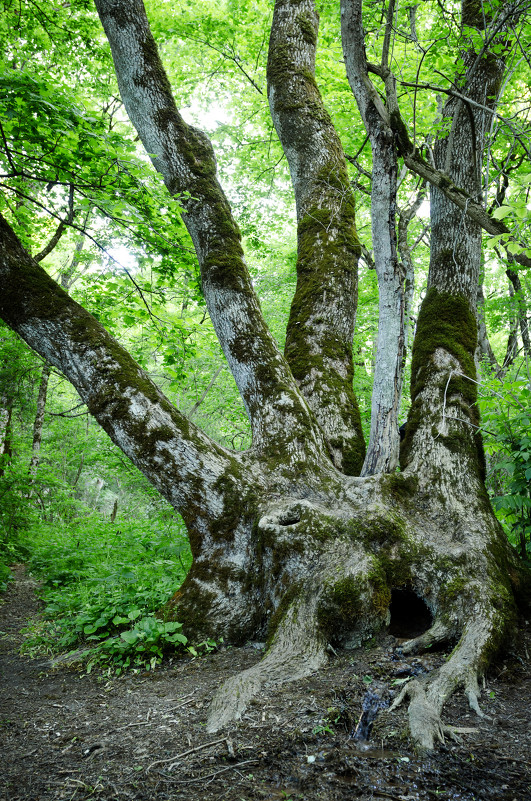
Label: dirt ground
xmin=1 ymin=566 xmax=531 ymax=801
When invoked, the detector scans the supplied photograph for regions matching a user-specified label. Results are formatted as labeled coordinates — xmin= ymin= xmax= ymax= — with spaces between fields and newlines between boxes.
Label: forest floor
xmin=1 ymin=566 xmax=531 ymax=801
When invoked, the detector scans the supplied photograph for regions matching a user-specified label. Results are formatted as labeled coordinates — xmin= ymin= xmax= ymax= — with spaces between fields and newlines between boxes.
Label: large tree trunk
xmin=267 ymin=0 xmax=365 ymax=475
xmin=0 ymin=0 xmax=529 ymax=753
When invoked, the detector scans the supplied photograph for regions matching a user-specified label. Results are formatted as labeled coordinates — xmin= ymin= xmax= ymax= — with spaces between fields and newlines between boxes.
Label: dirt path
xmin=1 ymin=566 xmax=531 ymax=801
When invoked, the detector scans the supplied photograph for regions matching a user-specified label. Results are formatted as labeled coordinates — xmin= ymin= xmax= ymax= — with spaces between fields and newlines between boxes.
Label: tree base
xmin=172 ymin=474 xmax=530 ymax=749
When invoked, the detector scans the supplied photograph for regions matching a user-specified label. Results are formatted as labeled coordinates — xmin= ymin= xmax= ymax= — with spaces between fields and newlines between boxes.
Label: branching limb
xmin=266 ymin=0 xmax=366 ymax=474
xmin=94 ymin=0 xmax=322 ymax=455
xmin=0 ymin=213 xmax=253 ymax=523
xmin=34 ymin=184 xmax=74 ymax=262
xmin=398 ymin=178 xmax=427 ymax=386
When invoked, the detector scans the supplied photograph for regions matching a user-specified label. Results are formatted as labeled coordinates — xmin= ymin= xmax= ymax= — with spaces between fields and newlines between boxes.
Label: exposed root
xmin=390 ymin=614 xmax=502 ymax=749
xmin=389 ymin=679 xmax=479 ymax=749
xmin=390 ymin=679 xmax=446 ymax=749
xmin=206 ymin=595 xmax=327 ymax=733
xmin=400 ymin=618 xmax=451 ymax=655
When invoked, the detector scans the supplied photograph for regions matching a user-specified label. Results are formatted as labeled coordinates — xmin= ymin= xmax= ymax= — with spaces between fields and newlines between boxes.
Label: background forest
xmin=1 ymin=0 xmax=530 ymax=672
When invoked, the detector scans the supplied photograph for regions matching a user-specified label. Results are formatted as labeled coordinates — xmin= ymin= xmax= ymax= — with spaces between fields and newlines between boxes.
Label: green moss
xmin=284 ymin=193 xmax=365 ymax=474
xmin=401 ymin=287 xmax=482 ymax=469
xmin=382 ymin=473 xmax=419 ymax=502
xmin=462 ymin=0 xmax=488 ymax=28
xmin=190 ymin=558 xmax=247 ymax=594
xmin=159 ymin=574 xmax=217 ymax=637
xmin=349 ymin=511 xmax=408 ymax=551
xmin=0 ymin=219 xmax=72 ymax=326
xmin=410 ymin=287 xmax=477 ymax=400
xmin=367 ymin=564 xmax=392 ymax=617
xmin=137 ymin=28 xmax=176 ymax=99
xmin=317 ymin=575 xmax=364 ymax=639
xmin=266 ymin=23 xmax=366 ymax=476
xmin=438 ymin=575 xmax=469 ymax=605
xmin=296 ymin=11 xmax=317 ymax=46
xmin=337 ymin=436 xmax=367 ymax=477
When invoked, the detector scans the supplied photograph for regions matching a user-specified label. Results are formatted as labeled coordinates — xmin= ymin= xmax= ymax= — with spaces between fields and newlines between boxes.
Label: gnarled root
xmin=400 ymin=618 xmax=452 ymax=655
xmin=390 ymin=614 xmax=502 ymax=750
xmin=206 ymin=593 xmax=327 ymax=733
xmin=389 ymin=679 xmax=479 ymax=749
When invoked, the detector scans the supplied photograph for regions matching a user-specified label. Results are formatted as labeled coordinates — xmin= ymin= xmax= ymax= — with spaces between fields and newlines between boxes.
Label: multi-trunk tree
xmin=1 ymin=0 xmax=531 ymax=750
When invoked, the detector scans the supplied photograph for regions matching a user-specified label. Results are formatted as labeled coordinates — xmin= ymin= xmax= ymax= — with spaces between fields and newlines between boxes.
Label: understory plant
xmin=480 ymin=370 xmax=531 ymax=561
xmin=21 ymin=514 xmax=200 ymax=671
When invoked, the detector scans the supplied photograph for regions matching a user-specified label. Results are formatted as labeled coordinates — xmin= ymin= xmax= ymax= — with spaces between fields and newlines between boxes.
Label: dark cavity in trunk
xmin=388 ymin=588 xmax=433 ymax=639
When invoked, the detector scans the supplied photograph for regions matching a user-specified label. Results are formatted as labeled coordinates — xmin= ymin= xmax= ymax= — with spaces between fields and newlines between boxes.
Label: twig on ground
xmin=113 ymin=720 xmax=155 ymax=732
xmin=158 ymin=759 xmax=259 ymax=785
xmin=146 ymin=737 xmax=228 ymax=772
xmin=165 ymin=696 xmax=197 ymax=713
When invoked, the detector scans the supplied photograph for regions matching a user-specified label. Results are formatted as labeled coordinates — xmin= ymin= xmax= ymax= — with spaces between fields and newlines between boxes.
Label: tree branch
xmin=266 ymin=0 xmax=365 ymax=474
xmin=0 ymin=213 xmax=252 ymax=526
xmin=94 ymin=0 xmax=322 ymax=456
xmin=341 ymin=0 xmax=405 ymax=475
xmin=384 ymin=107 xmax=531 ymax=271
xmin=34 ymin=184 xmax=74 ymax=262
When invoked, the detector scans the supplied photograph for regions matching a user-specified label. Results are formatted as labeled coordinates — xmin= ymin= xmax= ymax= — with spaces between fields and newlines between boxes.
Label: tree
xmin=1 ymin=0 xmax=530 ymax=750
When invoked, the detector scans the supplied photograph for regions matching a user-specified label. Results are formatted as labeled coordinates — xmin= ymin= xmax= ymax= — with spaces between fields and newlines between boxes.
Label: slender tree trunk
xmin=341 ymin=0 xmax=405 ymax=475
xmin=29 ymin=363 xmax=51 ymax=476
xmin=477 ymin=284 xmax=502 ymax=372
xmin=507 ymin=265 xmax=530 ymax=358
xmin=187 ymin=366 xmax=223 ymax=420
xmin=267 ymin=0 xmax=365 ymax=474
xmin=0 ymin=397 xmax=12 ymax=476
xmin=398 ymin=181 xmax=427 ymax=362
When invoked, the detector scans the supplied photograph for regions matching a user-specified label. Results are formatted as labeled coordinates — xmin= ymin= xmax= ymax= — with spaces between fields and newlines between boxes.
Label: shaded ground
xmin=1 ymin=566 xmax=531 ymax=801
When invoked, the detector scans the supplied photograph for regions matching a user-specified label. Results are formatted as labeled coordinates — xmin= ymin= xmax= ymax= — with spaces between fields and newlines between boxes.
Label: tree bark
xmin=93 ymin=0 xmax=326 ymax=460
xmin=29 ymin=363 xmax=51 ymax=476
xmin=398 ymin=182 xmax=427 ymax=358
xmin=341 ymin=0 xmax=405 ymax=475
xmin=0 ymin=398 xmax=12 ymax=476
xmin=267 ymin=0 xmax=365 ymax=475
xmin=388 ymin=0 xmax=530 ymax=748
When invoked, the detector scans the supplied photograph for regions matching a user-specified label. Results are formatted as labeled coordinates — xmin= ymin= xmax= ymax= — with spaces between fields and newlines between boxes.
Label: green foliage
xmin=489 ymin=173 xmax=531 ymax=259
xmin=0 ymin=461 xmax=36 ymax=588
xmin=86 ymin=616 xmax=188 ymax=674
xmin=22 ymin=515 xmax=195 ymax=671
xmin=479 ymin=370 xmax=531 ymax=561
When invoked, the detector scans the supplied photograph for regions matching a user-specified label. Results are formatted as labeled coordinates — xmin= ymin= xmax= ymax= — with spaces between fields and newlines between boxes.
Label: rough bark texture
xmin=398 ymin=182 xmax=427 ymax=368
xmin=0 ymin=0 xmax=529 ymax=754
xmin=0 ymin=399 xmax=12 ymax=474
xmin=94 ymin=0 xmax=325 ymax=458
xmin=267 ymin=0 xmax=365 ymax=476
